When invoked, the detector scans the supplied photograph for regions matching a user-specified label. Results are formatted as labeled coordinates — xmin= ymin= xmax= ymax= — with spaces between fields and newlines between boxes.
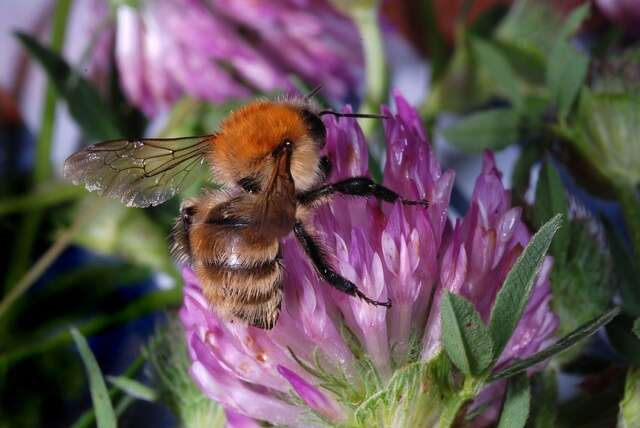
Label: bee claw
xmin=401 ymin=199 xmax=430 ymax=207
xmin=356 ymin=290 xmax=392 ymax=308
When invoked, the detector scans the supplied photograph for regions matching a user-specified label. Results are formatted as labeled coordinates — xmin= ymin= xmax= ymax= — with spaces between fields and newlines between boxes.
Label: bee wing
xmin=63 ymin=135 xmax=215 ymax=208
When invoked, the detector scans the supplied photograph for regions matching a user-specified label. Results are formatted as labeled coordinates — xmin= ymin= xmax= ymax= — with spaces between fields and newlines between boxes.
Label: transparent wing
xmin=63 ymin=135 xmax=215 ymax=207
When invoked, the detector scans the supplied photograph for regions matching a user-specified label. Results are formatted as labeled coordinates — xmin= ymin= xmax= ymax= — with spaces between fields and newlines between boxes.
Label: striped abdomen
xmin=191 ymin=225 xmax=284 ymax=330
xmin=175 ymin=191 xmax=289 ymax=329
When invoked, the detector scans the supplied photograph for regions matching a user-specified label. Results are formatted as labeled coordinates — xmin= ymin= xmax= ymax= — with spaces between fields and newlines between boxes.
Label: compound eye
xmin=300 ymin=109 xmax=326 ymax=146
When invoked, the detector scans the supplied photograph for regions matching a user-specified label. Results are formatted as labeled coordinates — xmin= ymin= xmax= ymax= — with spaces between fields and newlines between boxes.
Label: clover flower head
xmin=102 ymin=0 xmax=363 ymax=115
xmin=179 ymin=93 xmax=558 ymax=427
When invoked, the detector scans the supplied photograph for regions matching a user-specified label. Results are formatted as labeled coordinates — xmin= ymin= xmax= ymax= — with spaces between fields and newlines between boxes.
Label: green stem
xmin=0 ymin=199 xmax=103 ymax=320
xmin=0 ymin=288 xmax=181 ymax=368
xmin=70 ymin=355 xmax=146 ymax=428
xmin=4 ymin=0 xmax=73 ymax=291
xmin=4 ymin=212 xmax=43 ymax=291
xmin=352 ymin=6 xmax=388 ymax=137
xmin=419 ymin=0 xmax=447 ymax=80
xmin=35 ymin=0 xmax=73 ymax=183
xmin=439 ymin=377 xmax=478 ymax=427
xmin=0 ymin=183 xmax=85 ymax=216
xmin=114 ymin=395 xmax=135 ymax=418
xmin=614 ymin=182 xmax=640 ymax=269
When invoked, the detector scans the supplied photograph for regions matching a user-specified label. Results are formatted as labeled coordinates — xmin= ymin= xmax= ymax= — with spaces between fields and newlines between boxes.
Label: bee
xmin=64 ymin=90 xmax=429 ymax=329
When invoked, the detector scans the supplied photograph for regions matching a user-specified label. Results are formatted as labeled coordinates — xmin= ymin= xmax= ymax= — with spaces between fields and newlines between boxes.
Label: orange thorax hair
xmin=209 ymin=100 xmax=322 ymax=193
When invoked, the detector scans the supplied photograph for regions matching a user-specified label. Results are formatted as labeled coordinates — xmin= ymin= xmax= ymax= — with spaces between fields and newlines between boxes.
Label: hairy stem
xmin=439 ymin=377 xmax=479 ymax=428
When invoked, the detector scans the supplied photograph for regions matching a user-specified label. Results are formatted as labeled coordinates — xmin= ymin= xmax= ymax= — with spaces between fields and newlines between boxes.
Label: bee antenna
xmin=304 ymin=85 xmax=323 ymax=100
xmin=318 ymin=110 xmax=389 ymax=120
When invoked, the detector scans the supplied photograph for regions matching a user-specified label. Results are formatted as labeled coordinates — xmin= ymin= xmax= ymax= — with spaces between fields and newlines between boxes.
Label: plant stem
xmin=614 ymin=182 xmax=640 ymax=269
xmin=0 ymin=288 xmax=181 ymax=368
xmin=352 ymin=6 xmax=388 ymax=137
xmin=4 ymin=0 xmax=74 ymax=291
xmin=0 ymin=183 xmax=85 ymax=216
xmin=5 ymin=212 xmax=43 ymax=291
xmin=35 ymin=0 xmax=73 ymax=183
xmin=0 ymin=200 xmax=103 ymax=320
xmin=439 ymin=377 xmax=478 ymax=427
xmin=70 ymin=355 xmax=146 ymax=428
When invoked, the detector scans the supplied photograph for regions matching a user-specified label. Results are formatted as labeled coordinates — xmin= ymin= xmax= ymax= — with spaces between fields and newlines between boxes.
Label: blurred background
xmin=1 ymin=0 xmax=640 ymax=426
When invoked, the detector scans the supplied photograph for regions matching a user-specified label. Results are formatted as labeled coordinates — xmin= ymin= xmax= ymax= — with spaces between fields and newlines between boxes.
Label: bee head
xmin=211 ymin=101 xmax=326 ymax=194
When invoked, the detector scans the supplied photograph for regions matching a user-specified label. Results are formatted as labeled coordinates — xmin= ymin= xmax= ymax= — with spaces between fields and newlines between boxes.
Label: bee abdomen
xmin=196 ymin=250 xmax=284 ymax=329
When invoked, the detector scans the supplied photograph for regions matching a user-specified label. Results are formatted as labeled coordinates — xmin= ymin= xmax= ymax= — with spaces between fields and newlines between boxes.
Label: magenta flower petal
xmin=277 ymin=365 xmax=345 ymax=422
xmin=97 ymin=0 xmax=363 ymax=115
xmin=225 ymin=409 xmax=263 ymax=428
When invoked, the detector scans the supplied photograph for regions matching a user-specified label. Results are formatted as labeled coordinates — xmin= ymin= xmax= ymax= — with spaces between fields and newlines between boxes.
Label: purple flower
xmin=597 ymin=0 xmax=640 ymax=35
xmin=99 ymin=0 xmax=362 ymax=115
xmin=179 ymin=93 xmax=558 ymax=426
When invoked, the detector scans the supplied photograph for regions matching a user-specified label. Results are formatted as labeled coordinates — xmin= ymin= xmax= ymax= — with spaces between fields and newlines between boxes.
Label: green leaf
xmin=497 ymin=373 xmax=530 ymax=428
xmin=16 ymin=32 xmax=123 ymax=140
xmin=489 ymin=214 xmax=562 ymax=359
xmin=544 ymin=4 xmax=590 ymax=119
xmin=489 ymin=307 xmax=620 ymax=382
xmin=496 ymin=0 xmax=562 ymax=56
xmin=533 ymin=160 xmax=569 ymax=263
xmin=619 ymin=368 xmax=640 ymax=428
xmin=549 ymin=218 xmax=615 ymax=362
xmin=443 ymin=108 xmax=520 ymax=152
xmin=547 ymin=39 xmax=588 ymax=119
xmin=71 ymin=356 xmax=146 ymax=428
xmin=521 ymin=94 xmax=551 ymax=124
xmin=70 ymin=327 xmax=117 ymax=428
xmin=73 ymin=199 xmax=177 ymax=277
xmin=441 ymin=292 xmax=494 ymax=376
xmin=634 ymin=319 xmax=640 ymax=340
xmin=107 ymin=376 xmax=157 ymax=402
xmin=471 ymin=37 xmax=521 ymax=108
xmin=559 ymin=4 xmax=590 ymax=40
xmin=568 ymin=91 xmax=640 ymax=189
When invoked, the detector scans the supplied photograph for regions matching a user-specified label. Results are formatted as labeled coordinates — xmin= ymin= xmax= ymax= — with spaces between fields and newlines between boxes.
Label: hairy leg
xmin=297 ymin=176 xmax=429 ymax=207
xmin=293 ymin=221 xmax=391 ymax=307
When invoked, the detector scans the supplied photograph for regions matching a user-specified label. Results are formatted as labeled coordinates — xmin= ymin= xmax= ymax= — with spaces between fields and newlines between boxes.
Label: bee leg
xmin=171 ymin=202 xmax=197 ymax=265
xmin=319 ymin=156 xmax=332 ymax=181
xmin=293 ymin=221 xmax=391 ymax=308
xmin=297 ymin=176 xmax=429 ymax=207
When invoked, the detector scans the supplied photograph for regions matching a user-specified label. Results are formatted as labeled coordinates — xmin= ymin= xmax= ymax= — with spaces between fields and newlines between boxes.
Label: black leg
xmin=319 ymin=156 xmax=332 ymax=181
xmin=293 ymin=222 xmax=391 ymax=308
xmin=297 ymin=176 xmax=429 ymax=207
